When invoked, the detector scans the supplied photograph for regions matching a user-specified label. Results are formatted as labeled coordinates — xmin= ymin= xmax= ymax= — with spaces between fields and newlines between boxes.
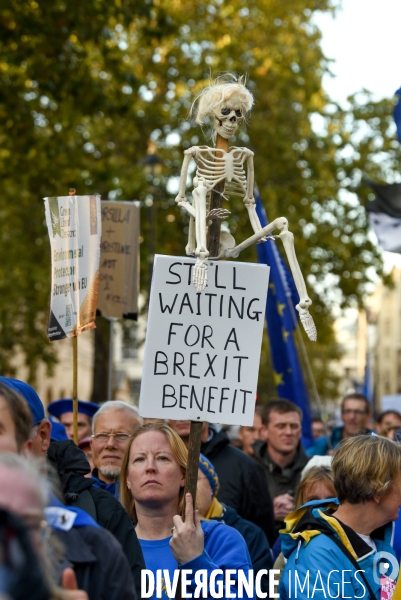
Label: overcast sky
xmin=314 ymin=0 xmax=400 ymax=104
xmin=314 ymin=0 xmax=401 ymax=270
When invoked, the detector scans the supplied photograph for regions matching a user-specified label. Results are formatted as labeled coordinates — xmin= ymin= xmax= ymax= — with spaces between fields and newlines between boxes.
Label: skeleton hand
xmin=258 ymin=234 xmax=279 ymax=244
xmin=206 ymin=208 xmax=231 ymax=221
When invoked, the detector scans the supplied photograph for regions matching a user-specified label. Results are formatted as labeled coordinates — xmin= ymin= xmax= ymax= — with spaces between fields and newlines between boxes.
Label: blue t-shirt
xmin=139 ymin=520 xmax=255 ymax=599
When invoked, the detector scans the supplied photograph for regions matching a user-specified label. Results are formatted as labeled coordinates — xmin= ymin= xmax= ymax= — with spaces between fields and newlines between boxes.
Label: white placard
xmin=44 ymin=195 xmax=101 ymax=340
xmin=139 ymin=256 xmax=270 ymax=426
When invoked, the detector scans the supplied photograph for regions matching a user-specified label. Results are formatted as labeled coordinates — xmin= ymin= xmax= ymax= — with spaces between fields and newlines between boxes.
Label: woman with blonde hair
xmin=279 ymin=435 xmax=401 ymax=599
xmin=120 ymin=422 xmax=254 ymax=599
xmin=272 ymin=464 xmax=336 ymax=592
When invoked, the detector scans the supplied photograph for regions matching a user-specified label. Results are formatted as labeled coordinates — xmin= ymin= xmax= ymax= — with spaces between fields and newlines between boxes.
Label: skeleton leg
xmin=278 ymin=222 xmax=317 ymax=342
xmin=222 ymin=217 xmax=287 ymax=258
xmin=186 ymin=216 xmax=196 ymax=256
xmin=192 ymin=182 xmax=209 ymax=292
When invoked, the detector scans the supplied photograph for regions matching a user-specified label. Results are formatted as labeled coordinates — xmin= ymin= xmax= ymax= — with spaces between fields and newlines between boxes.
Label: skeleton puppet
xmin=175 ymin=77 xmax=317 ymax=342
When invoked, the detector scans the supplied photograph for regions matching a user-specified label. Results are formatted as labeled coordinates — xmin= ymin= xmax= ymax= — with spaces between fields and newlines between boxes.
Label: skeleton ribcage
xmin=193 ymin=146 xmax=248 ymax=202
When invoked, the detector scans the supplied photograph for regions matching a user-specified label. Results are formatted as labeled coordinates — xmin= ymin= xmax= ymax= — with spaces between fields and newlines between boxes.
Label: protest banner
xmin=44 ymin=194 xmax=101 ymax=340
xmin=139 ymin=255 xmax=270 ymax=426
xmin=97 ymin=200 xmax=140 ymax=320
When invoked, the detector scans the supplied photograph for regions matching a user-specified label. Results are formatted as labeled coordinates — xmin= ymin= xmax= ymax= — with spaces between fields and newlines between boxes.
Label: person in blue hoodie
xmin=120 ymin=422 xmax=256 ymax=600
xmin=279 ymin=435 xmax=401 ymax=599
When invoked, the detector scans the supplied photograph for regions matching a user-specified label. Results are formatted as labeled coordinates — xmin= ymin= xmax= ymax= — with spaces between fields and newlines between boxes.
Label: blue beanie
xmin=0 ymin=377 xmax=45 ymax=425
xmin=49 ymin=417 xmax=68 ymax=441
xmin=198 ymin=453 xmax=220 ymax=496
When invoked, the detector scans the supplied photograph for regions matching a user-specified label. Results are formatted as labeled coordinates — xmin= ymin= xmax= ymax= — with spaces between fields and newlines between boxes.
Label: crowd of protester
xmin=1 ymin=375 xmax=401 ymax=599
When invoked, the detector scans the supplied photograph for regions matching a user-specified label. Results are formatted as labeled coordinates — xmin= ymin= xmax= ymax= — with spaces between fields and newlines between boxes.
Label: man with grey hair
xmin=91 ymin=401 xmax=142 ymax=498
xmin=0 ymin=379 xmax=145 ymax=597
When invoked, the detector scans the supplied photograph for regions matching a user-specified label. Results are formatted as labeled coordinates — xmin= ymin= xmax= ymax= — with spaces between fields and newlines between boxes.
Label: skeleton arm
xmin=175 ymin=149 xmax=196 ymax=218
xmin=243 ymin=152 xmax=265 ymax=235
xmin=223 ymin=217 xmax=317 ymax=341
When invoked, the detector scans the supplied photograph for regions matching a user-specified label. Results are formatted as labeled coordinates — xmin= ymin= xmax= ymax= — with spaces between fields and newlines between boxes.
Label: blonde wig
xmin=119 ymin=422 xmax=188 ymax=522
xmin=192 ymin=74 xmax=254 ymax=125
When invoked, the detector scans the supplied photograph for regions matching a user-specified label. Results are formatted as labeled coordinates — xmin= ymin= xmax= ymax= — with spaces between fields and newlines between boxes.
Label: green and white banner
xmin=44 ymin=194 xmax=101 ymax=340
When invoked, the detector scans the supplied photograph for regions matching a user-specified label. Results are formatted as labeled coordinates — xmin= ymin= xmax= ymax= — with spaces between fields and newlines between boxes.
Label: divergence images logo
xmin=372 ymin=551 xmax=399 ymax=585
xmin=48 ymin=197 xmax=61 ymax=238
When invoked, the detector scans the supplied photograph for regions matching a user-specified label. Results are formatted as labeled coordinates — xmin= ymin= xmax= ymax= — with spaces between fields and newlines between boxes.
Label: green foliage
xmin=1 ymin=0 xmax=400 ymax=397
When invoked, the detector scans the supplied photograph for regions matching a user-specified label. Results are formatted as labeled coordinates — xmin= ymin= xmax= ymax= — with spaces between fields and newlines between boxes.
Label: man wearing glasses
xmin=91 ymin=401 xmax=142 ymax=498
xmin=307 ymin=392 xmax=373 ymax=456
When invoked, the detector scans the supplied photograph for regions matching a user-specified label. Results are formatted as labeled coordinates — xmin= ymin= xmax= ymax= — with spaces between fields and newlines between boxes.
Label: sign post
xmin=97 ymin=201 xmax=140 ymax=398
xmin=185 ymin=133 xmax=229 ymax=507
xmin=44 ymin=190 xmax=101 ymax=444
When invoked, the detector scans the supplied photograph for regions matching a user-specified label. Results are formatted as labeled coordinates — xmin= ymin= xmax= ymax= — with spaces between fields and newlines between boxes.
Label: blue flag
xmin=394 ymin=88 xmax=401 ymax=143
xmin=363 ymin=352 xmax=373 ymax=406
xmin=255 ymin=191 xmax=313 ymax=448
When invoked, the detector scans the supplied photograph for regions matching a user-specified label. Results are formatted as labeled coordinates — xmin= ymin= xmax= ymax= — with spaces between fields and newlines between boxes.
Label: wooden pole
xmin=107 ymin=318 xmax=115 ymax=400
xmin=207 ymin=134 xmax=229 ymax=257
xmin=182 ymin=133 xmax=228 ymax=515
xmin=175 ymin=133 xmax=228 ymax=600
xmin=69 ymin=188 xmax=79 ymax=445
xmin=72 ymin=336 xmax=78 ymax=444
xmin=182 ymin=421 xmax=203 ymax=512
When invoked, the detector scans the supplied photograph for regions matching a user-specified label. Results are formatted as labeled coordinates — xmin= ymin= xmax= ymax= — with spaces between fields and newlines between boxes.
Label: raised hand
xmin=169 ymin=493 xmax=204 ymax=565
xmin=273 ymin=493 xmax=295 ymax=521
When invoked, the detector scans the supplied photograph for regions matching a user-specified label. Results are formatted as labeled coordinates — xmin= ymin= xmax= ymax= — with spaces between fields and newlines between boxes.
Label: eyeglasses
xmin=91 ymin=433 xmax=132 ymax=443
xmin=342 ymin=409 xmax=367 ymax=416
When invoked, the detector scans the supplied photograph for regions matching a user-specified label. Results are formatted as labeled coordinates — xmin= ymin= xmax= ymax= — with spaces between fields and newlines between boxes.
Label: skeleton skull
xmin=212 ymin=101 xmax=243 ymax=139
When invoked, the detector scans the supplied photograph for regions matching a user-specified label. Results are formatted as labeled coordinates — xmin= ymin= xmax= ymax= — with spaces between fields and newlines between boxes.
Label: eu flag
xmin=394 ymin=87 xmax=401 ymax=143
xmin=255 ymin=190 xmax=313 ymax=448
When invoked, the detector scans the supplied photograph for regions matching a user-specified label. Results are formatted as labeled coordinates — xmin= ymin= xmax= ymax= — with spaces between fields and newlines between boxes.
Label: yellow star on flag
xmin=273 ymin=370 xmax=284 ymax=387
xmin=277 ymin=302 xmax=286 ymax=317
xmin=269 ymin=283 xmax=276 ymax=294
xmin=282 ymin=328 xmax=290 ymax=342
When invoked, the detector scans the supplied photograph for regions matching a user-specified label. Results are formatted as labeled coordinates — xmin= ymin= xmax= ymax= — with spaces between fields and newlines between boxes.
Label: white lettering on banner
xmin=139 ymin=256 xmax=269 ymax=426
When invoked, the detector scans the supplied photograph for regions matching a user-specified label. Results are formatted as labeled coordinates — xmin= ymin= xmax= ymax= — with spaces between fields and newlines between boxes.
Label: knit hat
xmin=0 ymin=377 xmax=45 ymax=425
xmin=48 ymin=398 xmax=99 ymax=419
xmin=301 ymin=455 xmax=332 ymax=480
xmin=49 ymin=417 xmax=68 ymax=441
xmin=198 ymin=454 xmax=220 ymax=496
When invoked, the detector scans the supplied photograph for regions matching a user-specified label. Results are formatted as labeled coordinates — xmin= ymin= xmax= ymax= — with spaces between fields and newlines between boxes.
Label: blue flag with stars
xmin=394 ymin=87 xmax=401 ymax=143
xmin=255 ymin=190 xmax=313 ymax=448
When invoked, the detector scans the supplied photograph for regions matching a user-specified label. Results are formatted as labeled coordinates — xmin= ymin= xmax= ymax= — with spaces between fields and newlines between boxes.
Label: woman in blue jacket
xmin=279 ymin=435 xmax=401 ymax=599
xmin=120 ymin=422 xmax=255 ymax=599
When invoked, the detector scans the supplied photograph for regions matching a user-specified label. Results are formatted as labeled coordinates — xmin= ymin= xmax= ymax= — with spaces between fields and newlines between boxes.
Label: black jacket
xmin=253 ymin=440 xmax=310 ymax=533
xmin=54 ymin=525 xmax=137 ymax=600
xmin=252 ymin=440 xmax=310 ymax=499
xmin=214 ymin=504 xmax=273 ymax=595
xmin=47 ymin=440 xmax=145 ymax=598
xmin=200 ymin=426 xmax=276 ymax=545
